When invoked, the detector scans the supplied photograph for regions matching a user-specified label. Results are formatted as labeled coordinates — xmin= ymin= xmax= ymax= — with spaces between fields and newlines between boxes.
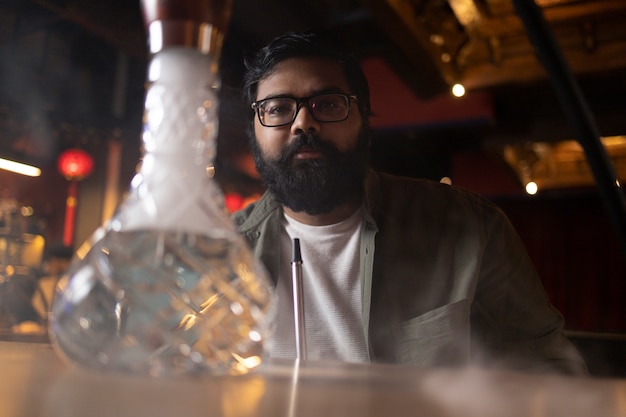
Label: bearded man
xmin=233 ymin=30 xmax=587 ymax=375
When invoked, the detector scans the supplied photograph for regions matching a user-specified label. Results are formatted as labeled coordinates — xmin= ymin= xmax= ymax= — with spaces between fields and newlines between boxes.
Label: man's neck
xmin=283 ymin=196 xmax=361 ymax=226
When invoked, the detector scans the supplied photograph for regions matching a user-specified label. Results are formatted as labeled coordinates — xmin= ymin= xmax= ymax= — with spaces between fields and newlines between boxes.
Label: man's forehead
xmin=256 ymin=57 xmax=350 ymax=98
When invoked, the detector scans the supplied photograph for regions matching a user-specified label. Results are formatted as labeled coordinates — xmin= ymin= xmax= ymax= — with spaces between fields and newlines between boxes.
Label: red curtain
xmin=496 ymin=193 xmax=626 ymax=333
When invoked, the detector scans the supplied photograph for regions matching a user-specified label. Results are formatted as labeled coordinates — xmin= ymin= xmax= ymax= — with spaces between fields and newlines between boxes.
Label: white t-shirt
xmin=269 ymin=209 xmax=370 ymax=362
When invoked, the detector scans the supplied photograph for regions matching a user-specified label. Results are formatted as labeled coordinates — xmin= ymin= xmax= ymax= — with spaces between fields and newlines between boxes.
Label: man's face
xmin=250 ymin=57 xmax=369 ymax=215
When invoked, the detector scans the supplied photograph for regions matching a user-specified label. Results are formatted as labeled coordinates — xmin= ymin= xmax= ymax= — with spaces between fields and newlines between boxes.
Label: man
xmin=233 ymin=30 xmax=587 ymax=375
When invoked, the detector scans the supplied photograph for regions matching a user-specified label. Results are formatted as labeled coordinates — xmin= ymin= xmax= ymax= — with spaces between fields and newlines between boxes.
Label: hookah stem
xmin=140 ymin=0 xmax=232 ymax=56
xmin=291 ymin=238 xmax=307 ymax=360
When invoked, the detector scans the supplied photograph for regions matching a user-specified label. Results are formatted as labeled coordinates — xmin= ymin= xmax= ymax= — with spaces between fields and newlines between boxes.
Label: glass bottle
xmin=49 ymin=0 xmax=275 ymax=377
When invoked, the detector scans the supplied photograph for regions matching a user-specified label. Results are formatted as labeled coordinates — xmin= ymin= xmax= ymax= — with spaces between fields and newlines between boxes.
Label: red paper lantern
xmin=58 ymin=148 xmax=94 ymax=180
xmin=224 ymin=192 xmax=244 ymax=213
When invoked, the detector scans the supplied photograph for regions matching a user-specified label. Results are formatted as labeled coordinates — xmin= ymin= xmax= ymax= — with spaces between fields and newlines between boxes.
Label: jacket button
xmin=246 ymin=231 xmax=261 ymax=239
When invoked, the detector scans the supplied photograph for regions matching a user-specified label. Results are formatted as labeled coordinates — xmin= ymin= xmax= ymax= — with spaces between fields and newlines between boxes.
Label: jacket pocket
xmin=397 ymin=299 xmax=470 ymax=367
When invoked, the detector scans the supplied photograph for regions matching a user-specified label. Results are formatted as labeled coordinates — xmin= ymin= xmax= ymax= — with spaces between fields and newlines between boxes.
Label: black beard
xmin=250 ymin=131 xmax=369 ymax=215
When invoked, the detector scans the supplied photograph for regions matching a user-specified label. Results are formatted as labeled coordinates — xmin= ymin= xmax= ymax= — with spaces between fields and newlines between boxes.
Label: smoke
xmin=0 ymin=42 xmax=55 ymax=162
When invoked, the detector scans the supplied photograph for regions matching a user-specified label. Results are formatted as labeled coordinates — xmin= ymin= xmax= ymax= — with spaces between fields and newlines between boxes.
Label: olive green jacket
xmin=232 ymin=170 xmax=587 ymax=375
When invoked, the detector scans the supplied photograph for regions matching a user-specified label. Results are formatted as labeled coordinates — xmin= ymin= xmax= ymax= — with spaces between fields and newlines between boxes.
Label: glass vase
xmin=48 ymin=0 xmax=275 ymax=377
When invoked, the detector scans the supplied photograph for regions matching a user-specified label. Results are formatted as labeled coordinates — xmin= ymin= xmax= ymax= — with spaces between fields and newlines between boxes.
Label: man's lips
xmin=293 ymin=146 xmax=324 ymax=159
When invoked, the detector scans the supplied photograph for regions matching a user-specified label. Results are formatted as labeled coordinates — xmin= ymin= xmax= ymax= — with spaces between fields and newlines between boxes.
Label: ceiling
xmin=363 ymin=0 xmax=626 ymax=93
xmin=1 ymin=0 xmax=626 ymax=195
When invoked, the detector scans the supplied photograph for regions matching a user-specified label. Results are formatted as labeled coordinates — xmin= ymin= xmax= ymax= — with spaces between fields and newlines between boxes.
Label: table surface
xmin=1 ymin=341 xmax=625 ymax=417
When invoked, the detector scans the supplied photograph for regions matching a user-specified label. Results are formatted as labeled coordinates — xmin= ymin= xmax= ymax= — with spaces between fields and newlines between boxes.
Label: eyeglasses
xmin=251 ymin=93 xmax=358 ymax=127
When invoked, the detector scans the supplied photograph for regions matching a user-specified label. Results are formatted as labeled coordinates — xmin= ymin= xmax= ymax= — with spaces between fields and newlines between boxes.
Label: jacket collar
xmin=362 ymin=168 xmax=382 ymax=226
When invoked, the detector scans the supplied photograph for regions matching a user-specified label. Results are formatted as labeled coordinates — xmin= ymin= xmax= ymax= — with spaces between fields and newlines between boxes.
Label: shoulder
xmin=368 ymin=170 xmax=504 ymax=220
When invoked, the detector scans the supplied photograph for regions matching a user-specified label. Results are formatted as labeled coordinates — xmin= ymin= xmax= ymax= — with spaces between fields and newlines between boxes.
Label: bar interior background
xmin=0 ymin=0 xmax=624 ymax=376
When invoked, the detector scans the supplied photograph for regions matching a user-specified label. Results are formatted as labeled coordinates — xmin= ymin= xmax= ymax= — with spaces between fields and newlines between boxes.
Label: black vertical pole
xmin=511 ymin=0 xmax=626 ymax=258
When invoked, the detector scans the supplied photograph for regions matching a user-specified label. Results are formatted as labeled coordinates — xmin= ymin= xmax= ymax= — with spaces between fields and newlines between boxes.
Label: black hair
xmin=242 ymin=29 xmax=371 ymax=127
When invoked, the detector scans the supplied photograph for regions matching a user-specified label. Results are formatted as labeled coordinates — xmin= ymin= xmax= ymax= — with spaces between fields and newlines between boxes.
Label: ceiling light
xmin=525 ymin=181 xmax=538 ymax=195
xmin=0 ymin=157 xmax=41 ymax=177
xmin=452 ymin=83 xmax=466 ymax=97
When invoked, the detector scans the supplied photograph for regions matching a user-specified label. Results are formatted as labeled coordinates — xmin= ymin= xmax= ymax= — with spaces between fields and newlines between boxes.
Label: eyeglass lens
xmin=257 ymin=94 xmax=350 ymax=126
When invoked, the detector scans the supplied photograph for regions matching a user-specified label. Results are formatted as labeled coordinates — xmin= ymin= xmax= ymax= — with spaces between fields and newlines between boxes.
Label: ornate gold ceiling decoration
xmin=503 ymin=135 xmax=626 ymax=192
xmin=361 ymin=0 xmax=626 ymax=92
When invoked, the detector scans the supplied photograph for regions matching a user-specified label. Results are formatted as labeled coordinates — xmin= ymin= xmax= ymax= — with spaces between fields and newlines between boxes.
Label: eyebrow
xmin=258 ymin=87 xmax=349 ymax=101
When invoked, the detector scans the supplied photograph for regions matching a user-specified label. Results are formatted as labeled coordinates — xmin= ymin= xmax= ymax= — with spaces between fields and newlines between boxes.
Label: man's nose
xmin=290 ymin=103 xmax=320 ymax=135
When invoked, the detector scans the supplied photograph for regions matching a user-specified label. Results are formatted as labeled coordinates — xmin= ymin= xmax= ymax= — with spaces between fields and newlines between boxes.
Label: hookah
xmin=49 ymin=0 xmax=275 ymax=377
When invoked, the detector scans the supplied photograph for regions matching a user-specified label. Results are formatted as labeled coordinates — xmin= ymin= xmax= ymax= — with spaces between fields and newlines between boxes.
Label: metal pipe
xmin=291 ymin=238 xmax=307 ymax=360
xmin=512 ymin=0 xmax=626 ymax=258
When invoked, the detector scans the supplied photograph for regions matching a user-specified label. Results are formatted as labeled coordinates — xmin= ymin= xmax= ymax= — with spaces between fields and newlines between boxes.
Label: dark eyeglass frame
xmin=251 ymin=93 xmax=358 ymax=127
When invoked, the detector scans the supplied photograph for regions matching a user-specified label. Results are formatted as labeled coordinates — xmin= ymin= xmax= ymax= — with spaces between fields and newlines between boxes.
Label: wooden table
xmin=1 ymin=341 xmax=625 ymax=417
